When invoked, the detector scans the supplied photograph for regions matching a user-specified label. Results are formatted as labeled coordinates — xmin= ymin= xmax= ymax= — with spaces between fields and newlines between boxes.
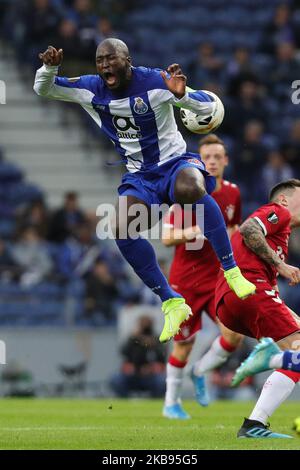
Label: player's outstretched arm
xmin=33 ymin=46 xmax=91 ymax=104
xmin=161 ymin=63 xmax=217 ymax=116
xmin=38 ymin=45 xmax=63 ymax=66
xmin=240 ymin=218 xmax=300 ymax=286
xmin=34 ymin=46 xmax=64 ymax=98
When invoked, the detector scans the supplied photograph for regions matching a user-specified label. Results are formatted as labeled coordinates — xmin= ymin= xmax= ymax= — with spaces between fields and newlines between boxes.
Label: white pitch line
xmin=0 ymin=427 xmax=108 ymax=432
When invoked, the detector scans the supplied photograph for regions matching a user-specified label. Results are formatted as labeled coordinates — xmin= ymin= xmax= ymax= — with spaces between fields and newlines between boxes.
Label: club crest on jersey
xmin=267 ymin=212 xmax=279 ymax=224
xmin=226 ymin=204 xmax=235 ymax=221
xmin=133 ymin=97 xmax=148 ymax=114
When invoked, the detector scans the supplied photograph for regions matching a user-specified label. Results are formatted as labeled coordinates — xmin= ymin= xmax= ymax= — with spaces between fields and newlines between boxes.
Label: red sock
xmin=276 ymin=369 xmax=300 ymax=383
xmin=168 ymin=355 xmax=187 ymax=368
xmin=219 ymin=336 xmax=237 ymax=353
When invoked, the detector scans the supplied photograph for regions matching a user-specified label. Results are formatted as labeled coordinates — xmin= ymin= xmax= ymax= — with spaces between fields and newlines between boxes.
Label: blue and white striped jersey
xmin=34 ymin=65 xmax=216 ymax=172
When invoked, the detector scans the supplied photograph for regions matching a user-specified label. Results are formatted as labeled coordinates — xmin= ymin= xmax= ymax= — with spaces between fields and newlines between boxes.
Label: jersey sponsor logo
xmin=112 ymin=116 xmax=142 ymax=139
xmin=133 ymin=97 xmax=148 ymax=114
xmin=267 ymin=212 xmax=279 ymax=224
xmin=225 ymin=204 xmax=235 ymax=221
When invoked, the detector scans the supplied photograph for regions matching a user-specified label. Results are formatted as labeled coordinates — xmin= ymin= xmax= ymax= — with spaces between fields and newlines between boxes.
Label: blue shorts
xmin=118 ymin=153 xmax=216 ymax=206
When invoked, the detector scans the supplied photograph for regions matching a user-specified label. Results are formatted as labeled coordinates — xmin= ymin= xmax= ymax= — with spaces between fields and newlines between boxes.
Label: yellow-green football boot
xmin=224 ymin=266 xmax=256 ymax=300
xmin=159 ymin=298 xmax=192 ymax=343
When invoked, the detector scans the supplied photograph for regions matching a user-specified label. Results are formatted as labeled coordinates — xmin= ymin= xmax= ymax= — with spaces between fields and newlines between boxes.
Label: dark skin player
xmin=39 ymin=40 xmax=208 ymax=237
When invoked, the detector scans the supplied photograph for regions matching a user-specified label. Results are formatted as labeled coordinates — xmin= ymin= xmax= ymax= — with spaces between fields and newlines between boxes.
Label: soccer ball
xmin=180 ymin=90 xmax=224 ymax=134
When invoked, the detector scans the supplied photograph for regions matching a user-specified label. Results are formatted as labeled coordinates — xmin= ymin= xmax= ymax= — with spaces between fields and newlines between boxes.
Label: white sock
xmin=165 ymin=362 xmax=185 ymax=407
xmin=193 ymin=336 xmax=233 ymax=376
xmin=249 ymin=371 xmax=296 ymax=425
xmin=269 ymin=353 xmax=284 ymax=369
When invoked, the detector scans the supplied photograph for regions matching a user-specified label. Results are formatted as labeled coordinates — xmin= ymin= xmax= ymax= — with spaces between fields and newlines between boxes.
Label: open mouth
xmin=103 ymin=72 xmax=118 ymax=87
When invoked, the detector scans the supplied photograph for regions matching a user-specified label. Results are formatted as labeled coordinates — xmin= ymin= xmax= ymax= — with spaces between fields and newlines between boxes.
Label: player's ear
xmin=278 ymin=193 xmax=288 ymax=207
xmin=127 ymin=56 xmax=132 ymax=66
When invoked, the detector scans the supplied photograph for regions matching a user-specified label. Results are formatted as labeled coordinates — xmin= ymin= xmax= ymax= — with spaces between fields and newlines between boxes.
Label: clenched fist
xmin=38 ymin=45 xmax=63 ymax=66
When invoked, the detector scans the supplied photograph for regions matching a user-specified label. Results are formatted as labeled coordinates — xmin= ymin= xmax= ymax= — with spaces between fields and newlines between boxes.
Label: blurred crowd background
xmin=0 ymin=0 xmax=299 ymax=398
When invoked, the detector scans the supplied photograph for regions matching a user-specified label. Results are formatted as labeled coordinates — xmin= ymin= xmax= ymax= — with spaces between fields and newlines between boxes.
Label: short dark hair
xmin=65 ymin=191 xmax=78 ymax=200
xmin=199 ymin=134 xmax=227 ymax=153
xmin=269 ymin=179 xmax=300 ymax=200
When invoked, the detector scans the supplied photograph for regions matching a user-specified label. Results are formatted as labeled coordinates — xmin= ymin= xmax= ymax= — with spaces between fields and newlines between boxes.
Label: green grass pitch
xmin=0 ymin=398 xmax=299 ymax=450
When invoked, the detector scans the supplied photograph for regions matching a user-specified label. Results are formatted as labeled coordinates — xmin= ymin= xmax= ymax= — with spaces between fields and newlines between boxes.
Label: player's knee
xmin=173 ymin=339 xmax=194 ymax=361
xmin=174 ymin=174 xmax=206 ymax=204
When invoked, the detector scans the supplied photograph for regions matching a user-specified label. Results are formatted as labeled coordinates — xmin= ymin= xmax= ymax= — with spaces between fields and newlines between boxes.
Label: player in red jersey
xmin=162 ymin=134 xmax=244 ymax=419
xmin=215 ymin=179 xmax=300 ymax=438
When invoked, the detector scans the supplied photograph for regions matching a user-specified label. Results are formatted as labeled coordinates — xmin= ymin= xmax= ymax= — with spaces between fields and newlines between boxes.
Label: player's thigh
xmin=277 ymin=332 xmax=300 ymax=351
xmin=217 ymin=318 xmax=244 ymax=348
xmin=173 ymin=167 xmax=206 ymax=204
xmin=114 ymin=195 xmax=152 ymax=237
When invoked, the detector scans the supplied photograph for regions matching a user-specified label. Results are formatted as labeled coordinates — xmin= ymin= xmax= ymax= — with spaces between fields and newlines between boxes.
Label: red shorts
xmin=173 ymin=286 xmax=216 ymax=342
xmin=216 ymin=281 xmax=300 ymax=342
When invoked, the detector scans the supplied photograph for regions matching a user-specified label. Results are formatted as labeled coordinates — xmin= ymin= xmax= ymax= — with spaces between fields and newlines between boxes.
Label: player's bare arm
xmin=162 ymin=225 xmax=201 ymax=247
xmin=240 ymin=218 xmax=300 ymax=286
xmin=38 ymin=46 xmax=63 ymax=66
xmin=227 ymin=224 xmax=239 ymax=239
xmin=160 ymin=63 xmax=186 ymax=99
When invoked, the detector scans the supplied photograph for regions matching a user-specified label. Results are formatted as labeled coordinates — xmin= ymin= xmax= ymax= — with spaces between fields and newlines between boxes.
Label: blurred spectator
xmin=226 ymin=47 xmax=252 ymax=78
xmin=281 ymin=119 xmax=300 ymax=172
xmin=16 ymin=199 xmax=49 ymax=239
xmin=85 ymin=258 xmax=119 ymax=323
xmin=268 ymin=41 xmax=300 ymax=101
xmin=1 ymin=360 xmax=35 ymax=397
xmin=11 ymin=225 xmax=53 ymax=287
xmin=0 ymin=239 xmax=19 ymax=281
xmin=260 ymin=3 xmax=295 ymax=55
xmin=93 ymin=17 xmax=118 ymax=47
xmin=48 ymin=191 xmax=86 ymax=243
xmin=233 ymin=120 xmax=269 ymax=187
xmin=260 ymin=150 xmax=294 ymax=202
xmin=24 ymin=0 xmax=61 ymax=68
xmin=110 ymin=316 xmax=166 ymax=397
xmin=225 ymin=76 xmax=267 ymax=137
xmin=56 ymin=18 xmax=82 ymax=58
xmin=57 ymin=222 xmax=100 ymax=279
xmin=192 ymin=42 xmax=224 ymax=85
xmin=67 ymin=0 xmax=97 ymax=36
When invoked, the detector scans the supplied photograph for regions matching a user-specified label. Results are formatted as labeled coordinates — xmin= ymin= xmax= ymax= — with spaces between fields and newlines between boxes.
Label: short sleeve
xmin=251 ymin=204 xmax=291 ymax=236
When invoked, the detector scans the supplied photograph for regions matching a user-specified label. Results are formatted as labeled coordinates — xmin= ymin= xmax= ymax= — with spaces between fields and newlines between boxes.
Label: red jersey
xmin=164 ymin=180 xmax=241 ymax=289
xmin=215 ymin=202 xmax=291 ymax=307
